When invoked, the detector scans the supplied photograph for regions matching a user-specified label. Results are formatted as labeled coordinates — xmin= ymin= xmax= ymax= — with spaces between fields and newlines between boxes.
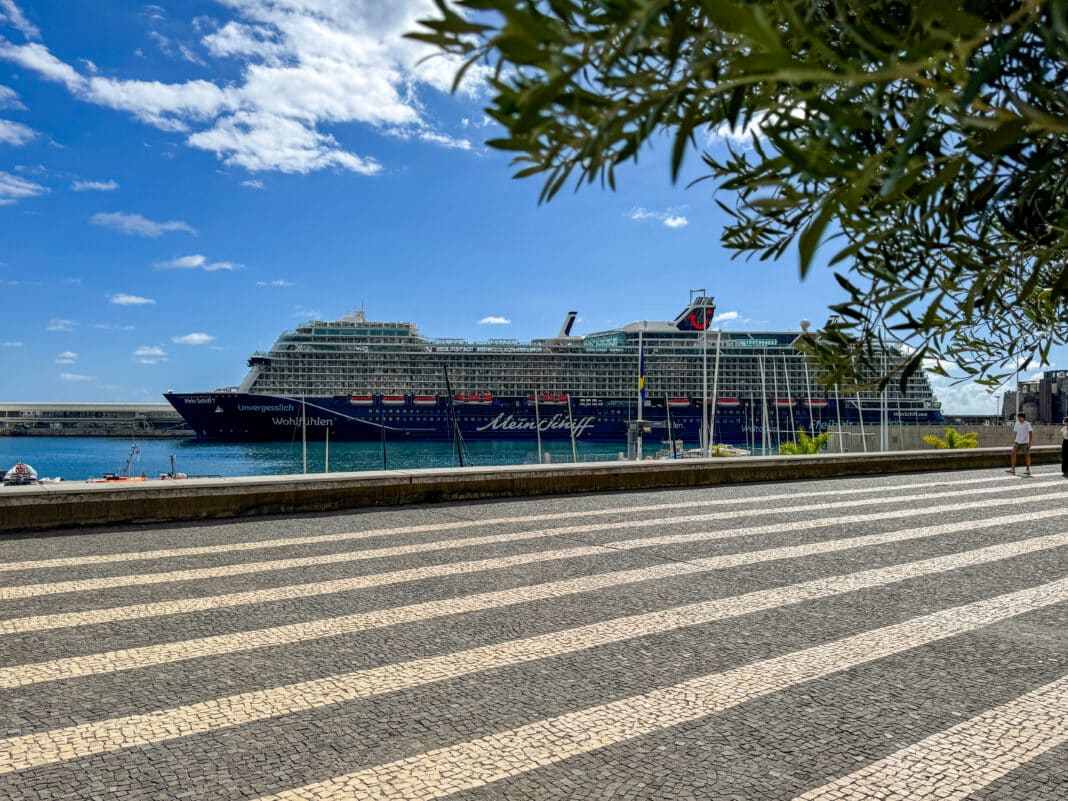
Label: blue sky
xmin=0 ymin=1 xmax=1013 ymax=413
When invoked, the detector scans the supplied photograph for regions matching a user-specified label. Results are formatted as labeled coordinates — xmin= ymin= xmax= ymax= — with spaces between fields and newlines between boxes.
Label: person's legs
xmin=1062 ymin=439 xmax=1068 ymax=476
xmin=1025 ymin=445 xmax=1032 ymax=473
xmin=1010 ymin=446 xmax=1017 ymax=472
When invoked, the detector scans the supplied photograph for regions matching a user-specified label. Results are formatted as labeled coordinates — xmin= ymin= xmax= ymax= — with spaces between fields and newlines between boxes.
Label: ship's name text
xmin=239 ymin=403 xmax=295 ymax=413
xmin=476 ymin=413 xmax=597 ymax=438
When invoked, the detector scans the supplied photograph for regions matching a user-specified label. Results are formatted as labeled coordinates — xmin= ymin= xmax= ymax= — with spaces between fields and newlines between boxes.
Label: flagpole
xmin=637 ymin=325 xmax=646 ymax=460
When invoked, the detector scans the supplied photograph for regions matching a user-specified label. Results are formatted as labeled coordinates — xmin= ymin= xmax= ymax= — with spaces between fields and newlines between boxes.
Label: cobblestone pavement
xmin=0 ymin=468 xmax=1065 ymax=800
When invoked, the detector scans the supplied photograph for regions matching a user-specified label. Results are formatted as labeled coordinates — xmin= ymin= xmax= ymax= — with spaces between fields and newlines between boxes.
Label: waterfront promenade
xmin=0 ymin=467 xmax=1065 ymax=800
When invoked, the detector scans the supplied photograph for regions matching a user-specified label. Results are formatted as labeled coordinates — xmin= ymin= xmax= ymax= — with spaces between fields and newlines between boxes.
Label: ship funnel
xmin=557 ymin=311 xmax=578 ymax=338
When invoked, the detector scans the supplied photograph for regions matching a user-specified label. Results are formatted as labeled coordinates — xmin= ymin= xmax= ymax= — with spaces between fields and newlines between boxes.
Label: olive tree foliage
xmin=410 ymin=0 xmax=1068 ymax=389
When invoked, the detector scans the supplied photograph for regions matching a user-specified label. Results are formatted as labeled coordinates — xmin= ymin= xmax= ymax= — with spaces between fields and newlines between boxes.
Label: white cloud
xmin=628 ymin=207 xmax=689 ymax=229
xmin=714 ymin=311 xmax=740 ymax=323
xmin=45 ymin=318 xmax=75 ymax=332
xmin=59 ymin=372 xmax=94 ymax=382
xmin=90 ymin=322 xmax=136 ymax=331
xmin=478 ymin=315 xmax=511 ymax=325
xmin=0 ymin=84 xmax=25 ymax=109
xmin=71 ymin=178 xmax=118 ymax=191
xmin=154 ymin=253 xmax=241 ymax=271
xmin=109 ymin=293 xmax=156 ymax=305
xmin=928 ymin=376 xmax=1000 ymax=416
xmin=172 ymin=332 xmax=214 ymax=345
xmin=133 ymin=345 xmax=167 ymax=364
xmin=2 ymin=340 xmax=23 ymax=347
xmin=256 ymin=279 xmax=293 ymax=287
xmin=0 ymin=1 xmax=486 ymax=174
xmin=241 ymin=178 xmax=264 ymax=189
xmin=54 ymin=350 xmax=77 ymax=364
xmin=0 ymin=0 xmax=40 ymax=40
xmin=292 ymin=306 xmax=321 ymax=319
xmin=0 ymin=118 xmax=34 ymax=145
xmin=91 ymin=211 xmax=196 ymax=237
xmin=0 ymin=169 xmax=46 ymax=204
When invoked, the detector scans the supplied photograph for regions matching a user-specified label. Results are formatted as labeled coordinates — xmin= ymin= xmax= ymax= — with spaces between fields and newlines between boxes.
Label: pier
xmin=0 ymin=462 xmax=1064 ymax=800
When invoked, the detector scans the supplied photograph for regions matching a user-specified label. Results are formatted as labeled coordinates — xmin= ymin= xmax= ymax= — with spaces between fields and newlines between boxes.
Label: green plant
xmin=412 ymin=1 xmax=1068 ymax=388
xmin=779 ymin=427 xmax=831 ymax=455
xmin=922 ymin=427 xmax=980 ymax=449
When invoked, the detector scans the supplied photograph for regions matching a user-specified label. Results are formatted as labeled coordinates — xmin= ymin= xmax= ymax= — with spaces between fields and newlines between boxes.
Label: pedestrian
xmin=1060 ymin=417 xmax=1068 ymax=477
xmin=1008 ymin=412 xmax=1033 ymax=476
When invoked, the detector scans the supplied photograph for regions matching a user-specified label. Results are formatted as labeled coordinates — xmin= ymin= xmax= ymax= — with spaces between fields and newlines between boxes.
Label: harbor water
xmin=0 ymin=437 xmax=668 ymax=482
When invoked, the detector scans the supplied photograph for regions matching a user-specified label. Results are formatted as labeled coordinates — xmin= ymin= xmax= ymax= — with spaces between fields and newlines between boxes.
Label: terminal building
xmin=1000 ymin=370 xmax=1068 ymax=424
xmin=0 ymin=403 xmax=192 ymax=437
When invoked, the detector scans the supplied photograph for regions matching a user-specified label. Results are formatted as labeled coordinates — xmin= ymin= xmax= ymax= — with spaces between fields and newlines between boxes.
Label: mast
xmin=443 ymin=365 xmax=465 ymax=467
xmin=301 ymin=395 xmax=307 ymax=474
xmin=325 ymin=424 xmax=330 ymax=473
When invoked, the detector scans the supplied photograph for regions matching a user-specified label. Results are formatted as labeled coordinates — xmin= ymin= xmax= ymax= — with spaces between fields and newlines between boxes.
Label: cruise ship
xmin=164 ymin=295 xmax=944 ymax=445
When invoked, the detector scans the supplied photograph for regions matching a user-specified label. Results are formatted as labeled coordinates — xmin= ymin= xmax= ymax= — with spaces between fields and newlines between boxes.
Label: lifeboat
xmin=775 ymin=398 xmax=795 ymax=406
xmin=804 ymin=398 xmax=829 ymax=407
xmin=413 ymin=396 xmax=438 ymax=406
xmin=533 ymin=393 xmax=567 ymax=404
xmin=716 ymin=398 xmax=741 ymax=407
xmin=667 ymin=398 xmax=690 ymax=407
xmin=382 ymin=395 xmax=406 ymax=405
xmin=454 ymin=393 xmax=493 ymax=404
xmin=349 ymin=395 xmax=374 ymax=405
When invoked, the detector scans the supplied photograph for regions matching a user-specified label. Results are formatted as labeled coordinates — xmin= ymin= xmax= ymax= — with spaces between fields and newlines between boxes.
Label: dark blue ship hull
xmin=164 ymin=392 xmax=944 ymax=444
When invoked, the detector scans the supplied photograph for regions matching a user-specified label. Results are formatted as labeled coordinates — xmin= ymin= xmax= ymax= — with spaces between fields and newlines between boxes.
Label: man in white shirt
xmin=1008 ymin=412 xmax=1033 ymax=476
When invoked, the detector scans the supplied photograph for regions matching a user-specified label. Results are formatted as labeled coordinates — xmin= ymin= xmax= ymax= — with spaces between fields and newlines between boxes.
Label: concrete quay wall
xmin=2 ymin=445 xmax=1061 ymax=534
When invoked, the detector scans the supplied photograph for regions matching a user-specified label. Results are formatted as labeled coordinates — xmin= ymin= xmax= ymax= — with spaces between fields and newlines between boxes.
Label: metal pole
xmin=324 ymin=424 xmax=329 ymax=473
xmin=709 ymin=328 xmax=722 ymax=449
xmin=301 ymin=395 xmax=307 ymax=474
xmin=566 ymin=394 xmax=578 ymax=463
xmin=534 ymin=390 xmax=543 ymax=464
xmin=702 ymin=323 xmax=709 ymax=456
xmin=880 ymin=349 xmax=889 ymax=451
xmin=637 ymin=327 xmax=645 ymax=460
xmin=834 ymin=383 xmax=844 ymax=453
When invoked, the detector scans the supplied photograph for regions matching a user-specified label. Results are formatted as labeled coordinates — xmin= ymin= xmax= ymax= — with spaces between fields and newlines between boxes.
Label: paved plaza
xmin=0 ymin=467 xmax=1065 ymax=800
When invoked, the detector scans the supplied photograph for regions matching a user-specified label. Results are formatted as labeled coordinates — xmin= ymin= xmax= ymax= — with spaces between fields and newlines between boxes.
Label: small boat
xmin=349 ymin=395 xmax=374 ymax=405
xmin=413 ymin=396 xmax=438 ymax=406
xmin=804 ymin=398 xmax=829 ymax=407
xmin=3 ymin=462 xmax=39 ymax=486
xmin=716 ymin=398 xmax=741 ymax=407
xmin=775 ymin=398 xmax=795 ymax=406
xmin=88 ymin=444 xmax=148 ymax=483
xmin=382 ymin=395 xmax=407 ymax=405
xmin=667 ymin=398 xmax=690 ymax=407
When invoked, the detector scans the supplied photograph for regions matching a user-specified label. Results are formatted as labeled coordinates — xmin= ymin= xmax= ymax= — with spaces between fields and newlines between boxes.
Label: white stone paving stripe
xmin=0 ymin=473 xmax=1033 ymax=573
xmin=791 ymin=676 xmax=1068 ymax=801
xmin=0 ymin=554 xmax=1064 ymax=774
xmin=3 ymin=529 xmax=1064 ymax=689
xmin=1 ymin=484 xmax=1060 ymax=601
xmin=240 ymin=579 xmax=1068 ymax=801
xmin=5 ymin=504 xmax=1068 ymax=637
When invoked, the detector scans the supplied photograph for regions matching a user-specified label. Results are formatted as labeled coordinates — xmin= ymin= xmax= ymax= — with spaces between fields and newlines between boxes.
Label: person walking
xmin=1060 ymin=417 xmax=1068 ymax=477
xmin=1008 ymin=412 xmax=1033 ymax=476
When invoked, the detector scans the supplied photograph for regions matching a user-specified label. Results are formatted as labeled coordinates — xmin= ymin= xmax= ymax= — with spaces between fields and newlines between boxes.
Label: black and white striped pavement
xmin=1 ymin=467 xmax=1065 ymax=800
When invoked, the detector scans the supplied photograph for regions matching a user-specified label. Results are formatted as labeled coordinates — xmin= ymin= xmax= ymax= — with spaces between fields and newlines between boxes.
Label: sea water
xmin=0 ymin=437 xmax=664 ymax=481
